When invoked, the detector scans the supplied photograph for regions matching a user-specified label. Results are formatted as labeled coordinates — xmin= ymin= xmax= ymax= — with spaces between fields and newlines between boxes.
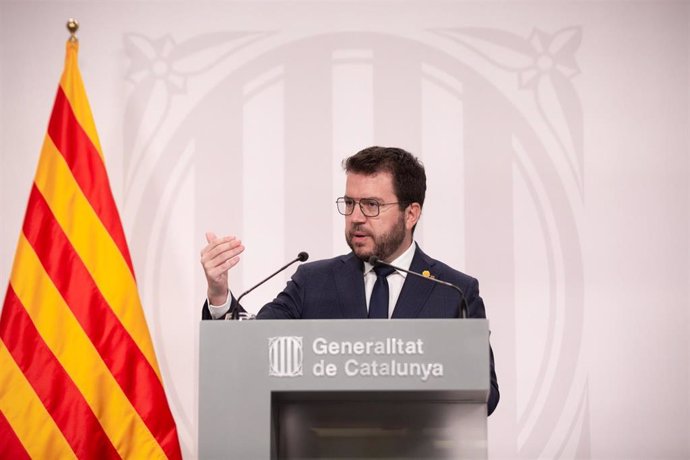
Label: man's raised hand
xmin=200 ymin=232 xmax=245 ymax=306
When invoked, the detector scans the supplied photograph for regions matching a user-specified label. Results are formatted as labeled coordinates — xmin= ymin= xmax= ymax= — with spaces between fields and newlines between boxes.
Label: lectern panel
xmin=199 ymin=319 xmax=490 ymax=459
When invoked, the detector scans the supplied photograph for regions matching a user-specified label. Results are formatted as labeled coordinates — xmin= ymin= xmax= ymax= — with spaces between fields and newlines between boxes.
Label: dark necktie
xmin=368 ymin=265 xmax=396 ymax=318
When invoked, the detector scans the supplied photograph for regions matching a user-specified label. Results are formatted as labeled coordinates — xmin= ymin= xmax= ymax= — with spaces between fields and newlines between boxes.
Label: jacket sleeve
xmin=464 ymin=277 xmax=500 ymax=416
xmin=255 ymin=266 xmax=306 ymax=319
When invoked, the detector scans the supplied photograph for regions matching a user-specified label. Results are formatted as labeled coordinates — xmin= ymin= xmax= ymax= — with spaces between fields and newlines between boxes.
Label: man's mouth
xmin=350 ymin=230 xmax=370 ymax=242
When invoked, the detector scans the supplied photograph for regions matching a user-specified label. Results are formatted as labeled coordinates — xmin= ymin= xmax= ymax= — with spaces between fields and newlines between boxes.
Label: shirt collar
xmin=363 ymin=241 xmax=416 ymax=276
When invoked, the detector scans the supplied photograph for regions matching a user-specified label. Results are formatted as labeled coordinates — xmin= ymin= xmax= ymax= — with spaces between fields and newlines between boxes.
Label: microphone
xmin=228 ymin=251 xmax=309 ymax=320
xmin=368 ymin=255 xmax=468 ymax=319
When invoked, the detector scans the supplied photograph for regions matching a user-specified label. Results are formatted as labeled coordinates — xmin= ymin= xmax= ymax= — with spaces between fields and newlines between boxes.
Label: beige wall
xmin=1 ymin=1 xmax=688 ymax=458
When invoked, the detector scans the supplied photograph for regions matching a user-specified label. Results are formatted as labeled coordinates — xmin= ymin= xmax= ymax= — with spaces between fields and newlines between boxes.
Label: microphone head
xmin=368 ymin=255 xmax=381 ymax=266
xmin=297 ymin=251 xmax=309 ymax=262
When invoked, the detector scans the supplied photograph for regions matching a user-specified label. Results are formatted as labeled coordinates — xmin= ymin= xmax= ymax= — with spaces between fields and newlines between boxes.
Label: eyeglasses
xmin=335 ymin=197 xmax=403 ymax=217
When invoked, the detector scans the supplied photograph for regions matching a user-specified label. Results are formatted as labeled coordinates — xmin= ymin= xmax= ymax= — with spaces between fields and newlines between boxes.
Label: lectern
xmin=199 ymin=319 xmax=490 ymax=459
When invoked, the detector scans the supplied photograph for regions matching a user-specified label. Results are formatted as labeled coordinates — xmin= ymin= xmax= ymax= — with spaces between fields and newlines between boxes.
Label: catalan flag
xmin=0 ymin=39 xmax=182 ymax=459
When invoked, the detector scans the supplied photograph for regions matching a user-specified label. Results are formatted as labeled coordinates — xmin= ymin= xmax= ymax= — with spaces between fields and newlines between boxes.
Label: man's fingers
xmin=202 ymin=242 xmax=245 ymax=268
xmin=200 ymin=235 xmax=242 ymax=258
xmin=201 ymin=246 xmax=244 ymax=268
xmin=225 ymin=255 xmax=241 ymax=270
xmin=204 ymin=250 xmax=242 ymax=272
xmin=206 ymin=255 xmax=241 ymax=278
xmin=205 ymin=231 xmax=218 ymax=244
xmin=200 ymin=234 xmax=245 ymax=282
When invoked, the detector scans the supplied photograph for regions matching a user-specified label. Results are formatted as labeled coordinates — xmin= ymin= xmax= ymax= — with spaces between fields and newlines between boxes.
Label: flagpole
xmin=66 ymin=18 xmax=79 ymax=41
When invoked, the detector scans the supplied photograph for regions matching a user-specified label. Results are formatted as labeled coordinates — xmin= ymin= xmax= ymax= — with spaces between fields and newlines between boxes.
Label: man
xmin=200 ymin=146 xmax=499 ymax=414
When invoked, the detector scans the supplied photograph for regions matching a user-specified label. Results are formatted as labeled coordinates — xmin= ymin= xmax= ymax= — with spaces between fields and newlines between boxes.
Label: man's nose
xmin=350 ymin=203 xmax=367 ymax=222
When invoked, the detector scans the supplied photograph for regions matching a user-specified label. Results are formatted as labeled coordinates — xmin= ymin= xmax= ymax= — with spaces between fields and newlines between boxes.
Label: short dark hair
xmin=343 ymin=146 xmax=426 ymax=209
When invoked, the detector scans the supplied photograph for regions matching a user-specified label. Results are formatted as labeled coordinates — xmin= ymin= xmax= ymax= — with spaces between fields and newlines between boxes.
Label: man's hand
xmin=200 ymin=232 xmax=245 ymax=306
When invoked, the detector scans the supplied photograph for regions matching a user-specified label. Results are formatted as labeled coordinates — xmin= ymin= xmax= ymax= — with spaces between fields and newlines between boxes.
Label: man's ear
xmin=405 ymin=203 xmax=422 ymax=231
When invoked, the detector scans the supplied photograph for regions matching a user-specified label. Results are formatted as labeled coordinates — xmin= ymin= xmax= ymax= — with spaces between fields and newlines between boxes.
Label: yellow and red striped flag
xmin=0 ymin=39 xmax=182 ymax=459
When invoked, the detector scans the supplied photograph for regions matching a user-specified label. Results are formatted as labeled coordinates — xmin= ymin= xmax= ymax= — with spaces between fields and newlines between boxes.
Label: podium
xmin=199 ymin=319 xmax=490 ymax=459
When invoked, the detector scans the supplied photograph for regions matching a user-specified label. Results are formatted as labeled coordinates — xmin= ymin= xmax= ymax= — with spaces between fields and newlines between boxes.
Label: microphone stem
xmin=372 ymin=259 xmax=468 ymax=319
xmin=230 ymin=256 xmax=302 ymax=319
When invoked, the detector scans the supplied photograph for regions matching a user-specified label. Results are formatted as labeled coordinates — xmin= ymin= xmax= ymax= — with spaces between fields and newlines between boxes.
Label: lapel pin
xmin=422 ymin=270 xmax=435 ymax=279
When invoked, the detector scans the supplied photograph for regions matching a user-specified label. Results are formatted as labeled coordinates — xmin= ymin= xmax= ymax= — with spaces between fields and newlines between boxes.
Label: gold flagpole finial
xmin=66 ymin=18 xmax=79 ymax=42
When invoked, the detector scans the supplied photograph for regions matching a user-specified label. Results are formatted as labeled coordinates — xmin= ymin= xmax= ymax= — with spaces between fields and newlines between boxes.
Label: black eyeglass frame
xmin=335 ymin=196 xmax=406 ymax=217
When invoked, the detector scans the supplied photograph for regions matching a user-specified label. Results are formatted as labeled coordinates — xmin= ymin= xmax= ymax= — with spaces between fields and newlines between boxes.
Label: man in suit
xmin=200 ymin=146 xmax=499 ymax=415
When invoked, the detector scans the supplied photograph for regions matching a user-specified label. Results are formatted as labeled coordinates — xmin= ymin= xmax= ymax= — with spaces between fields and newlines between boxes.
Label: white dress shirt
xmin=362 ymin=241 xmax=416 ymax=318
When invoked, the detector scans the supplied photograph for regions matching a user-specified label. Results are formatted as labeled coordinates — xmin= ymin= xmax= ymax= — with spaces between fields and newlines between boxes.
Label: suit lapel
xmin=334 ymin=253 xmax=368 ymax=318
xmin=391 ymin=247 xmax=436 ymax=318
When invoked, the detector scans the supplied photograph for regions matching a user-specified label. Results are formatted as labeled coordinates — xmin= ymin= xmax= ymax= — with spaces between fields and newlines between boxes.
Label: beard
xmin=346 ymin=213 xmax=407 ymax=262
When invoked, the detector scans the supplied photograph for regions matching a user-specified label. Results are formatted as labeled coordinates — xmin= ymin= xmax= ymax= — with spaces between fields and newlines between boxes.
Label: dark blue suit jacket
xmin=202 ymin=246 xmax=500 ymax=414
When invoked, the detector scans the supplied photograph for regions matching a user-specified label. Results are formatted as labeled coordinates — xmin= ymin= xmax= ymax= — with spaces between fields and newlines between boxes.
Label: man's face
xmin=344 ymin=171 xmax=418 ymax=263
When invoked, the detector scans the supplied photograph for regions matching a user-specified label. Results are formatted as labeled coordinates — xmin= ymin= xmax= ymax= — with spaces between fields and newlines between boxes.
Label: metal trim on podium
xmin=199 ymin=319 xmax=490 ymax=459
